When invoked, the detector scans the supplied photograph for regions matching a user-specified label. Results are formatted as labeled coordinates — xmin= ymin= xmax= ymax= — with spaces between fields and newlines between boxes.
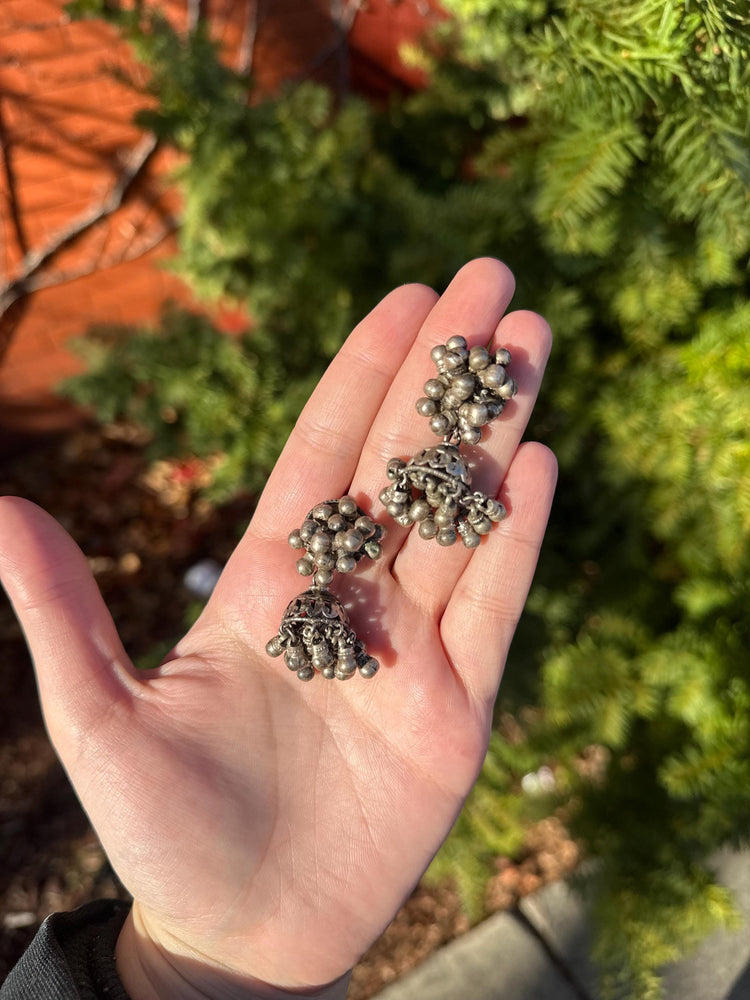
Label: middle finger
xmin=350 ymin=259 xmax=550 ymax=616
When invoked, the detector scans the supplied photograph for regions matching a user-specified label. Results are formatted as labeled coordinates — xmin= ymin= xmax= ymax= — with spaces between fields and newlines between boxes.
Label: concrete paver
xmin=661 ymin=849 xmax=750 ymax=1000
xmin=519 ymin=848 xmax=750 ymax=1000
xmin=371 ymin=849 xmax=750 ymax=1000
xmin=371 ymin=909 xmax=581 ymax=1000
xmin=519 ymin=880 xmax=600 ymax=999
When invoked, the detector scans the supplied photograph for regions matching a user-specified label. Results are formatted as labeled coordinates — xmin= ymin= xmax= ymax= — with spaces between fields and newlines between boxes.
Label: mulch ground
xmin=0 ymin=425 xmax=579 ymax=995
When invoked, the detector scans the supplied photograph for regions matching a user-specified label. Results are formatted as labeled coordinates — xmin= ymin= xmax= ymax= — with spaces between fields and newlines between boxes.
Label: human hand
xmin=0 ymin=259 xmax=556 ymax=1000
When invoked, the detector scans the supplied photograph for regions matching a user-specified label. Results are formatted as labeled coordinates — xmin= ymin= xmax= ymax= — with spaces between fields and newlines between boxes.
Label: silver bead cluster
xmin=266 ymin=589 xmax=378 ymax=682
xmin=416 ymin=335 xmax=517 ymax=445
xmin=267 ymin=496 xmax=386 ymax=681
xmin=380 ymin=444 xmax=506 ymax=548
xmin=287 ymin=496 xmax=385 ymax=588
xmin=381 ymin=337 xmax=516 ymax=546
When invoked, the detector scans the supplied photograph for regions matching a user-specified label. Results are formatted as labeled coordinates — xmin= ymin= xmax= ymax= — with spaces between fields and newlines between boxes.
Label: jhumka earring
xmin=266 ymin=497 xmax=386 ymax=681
xmin=379 ymin=335 xmax=517 ymax=547
xmin=266 ymin=334 xmax=516 ymax=682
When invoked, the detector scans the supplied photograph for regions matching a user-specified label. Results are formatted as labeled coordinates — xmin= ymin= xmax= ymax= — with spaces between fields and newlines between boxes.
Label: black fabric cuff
xmin=0 ymin=899 xmax=132 ymax=1000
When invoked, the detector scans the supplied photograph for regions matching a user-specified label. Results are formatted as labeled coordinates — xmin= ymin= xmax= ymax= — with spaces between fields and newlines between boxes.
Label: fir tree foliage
xmin=424 ymin=728 xmax=553 ymax=919
xmin=62 ymin=305 xmax=316 ymax=498
xmin=62 ymin=1 xmax=750 ymax=994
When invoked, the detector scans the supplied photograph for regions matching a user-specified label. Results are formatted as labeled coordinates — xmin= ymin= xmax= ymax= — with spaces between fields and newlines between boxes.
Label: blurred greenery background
xmin=61 ymin=2 xmax=750 ymax=997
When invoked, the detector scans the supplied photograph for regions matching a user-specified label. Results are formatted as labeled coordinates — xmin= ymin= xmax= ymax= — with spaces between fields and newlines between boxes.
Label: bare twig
xmin=0 ymin=133 xmax=159 ymax=319
xmin=332 ymin=0 xmax=362 ymax=34
xmin=0 ymin=98 xmax=30 ymax=257
xmin=88 ymin=216 xmax=112 ymax=272
xmin=20 ymin=219 xmax=178 ymax=297
xmin=330 ymin=0 xmax=358 ymax=100
xmin=186 ymin=0 xmax=204 ymax=35
xmin=286 ymin=0 xmax=362 ymax=87
xmin=0 ymin=15 xmax=70 ymax=34
xmin=237 ymin=0 xmax=262 ymax=76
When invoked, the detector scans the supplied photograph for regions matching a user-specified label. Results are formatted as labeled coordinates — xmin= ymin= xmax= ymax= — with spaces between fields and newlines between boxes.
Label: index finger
xmin=247 ymin=283 xmax=438 ymax=543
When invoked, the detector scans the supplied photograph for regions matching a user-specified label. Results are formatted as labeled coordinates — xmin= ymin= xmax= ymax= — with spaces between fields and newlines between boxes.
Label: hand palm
xmin=0 ymin=260 xmax=555 ymax=992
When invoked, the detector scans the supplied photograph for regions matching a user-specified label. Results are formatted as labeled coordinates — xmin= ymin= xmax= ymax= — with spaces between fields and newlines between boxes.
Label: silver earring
xmin=379 ymin=335 xmax=517 ymax=547
xmin=266 ymin=497 xmax=386 ymax=681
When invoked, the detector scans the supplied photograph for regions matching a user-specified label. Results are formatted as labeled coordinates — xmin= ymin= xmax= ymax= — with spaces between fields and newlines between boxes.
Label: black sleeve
xmin=0 ymin=899 xmax=132 ymax=1000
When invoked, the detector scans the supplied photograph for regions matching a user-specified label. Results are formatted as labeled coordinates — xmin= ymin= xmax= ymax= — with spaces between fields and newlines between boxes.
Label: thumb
xmin=0 ymin=496 xmax=136 ymax=761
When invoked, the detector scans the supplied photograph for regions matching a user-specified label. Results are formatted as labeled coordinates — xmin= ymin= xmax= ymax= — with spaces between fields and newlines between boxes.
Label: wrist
xmin=115 ymin=904 xmax=352 ymax=1000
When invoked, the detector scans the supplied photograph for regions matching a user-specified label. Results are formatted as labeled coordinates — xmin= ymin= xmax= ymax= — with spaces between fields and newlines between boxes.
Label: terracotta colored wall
xmin=0 ymin=0 xmax=440 ymax=437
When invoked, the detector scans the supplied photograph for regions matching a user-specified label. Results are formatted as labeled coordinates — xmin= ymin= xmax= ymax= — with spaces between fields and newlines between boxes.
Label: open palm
xmin=0 ymin=259 xmax=556 ymax=997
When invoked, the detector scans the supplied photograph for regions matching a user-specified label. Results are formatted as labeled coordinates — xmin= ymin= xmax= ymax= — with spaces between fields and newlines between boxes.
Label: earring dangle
xmin=266 ymin=497 xmax=386 ymax=681
xmin=379 ymin=335 xmax=517 ymax=547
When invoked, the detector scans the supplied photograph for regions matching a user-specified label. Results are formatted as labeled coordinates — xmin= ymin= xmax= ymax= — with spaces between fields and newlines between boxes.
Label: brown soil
xmin=0 ymin=426 xmax=579 ymax=994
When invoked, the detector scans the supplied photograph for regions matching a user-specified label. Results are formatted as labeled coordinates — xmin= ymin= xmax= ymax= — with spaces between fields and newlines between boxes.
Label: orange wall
xmin=0 ymin=0 xmax=440 ymax=433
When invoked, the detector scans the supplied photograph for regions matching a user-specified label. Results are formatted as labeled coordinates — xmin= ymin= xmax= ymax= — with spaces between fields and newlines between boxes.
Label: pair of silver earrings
xmin=265 ymin=336 xmax=516 ymax=681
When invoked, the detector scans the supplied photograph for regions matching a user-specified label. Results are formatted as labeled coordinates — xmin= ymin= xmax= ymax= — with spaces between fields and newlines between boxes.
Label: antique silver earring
xmin=379 ymin=335 xmax=517 ymax=547
xmin=266 ymin=497 xmax=386 ymax=681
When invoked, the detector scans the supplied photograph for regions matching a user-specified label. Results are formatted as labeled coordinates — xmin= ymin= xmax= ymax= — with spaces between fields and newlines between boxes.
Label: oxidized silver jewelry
xmin=380 ymin=335 xmax=517 ymax=546
xmin=266 ymin=497 xmax=385 ymax=681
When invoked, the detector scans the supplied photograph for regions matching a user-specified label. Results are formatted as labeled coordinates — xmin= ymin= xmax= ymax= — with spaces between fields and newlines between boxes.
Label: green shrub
xmin=62 ymin=2 xmax=750 ymax=994
xmin=62 ymin=306 xmax=317 ymax=499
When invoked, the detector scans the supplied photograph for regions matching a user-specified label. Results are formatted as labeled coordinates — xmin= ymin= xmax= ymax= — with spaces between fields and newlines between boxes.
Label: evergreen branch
xmin=535 ymin=117 xmax=645 ymax=251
